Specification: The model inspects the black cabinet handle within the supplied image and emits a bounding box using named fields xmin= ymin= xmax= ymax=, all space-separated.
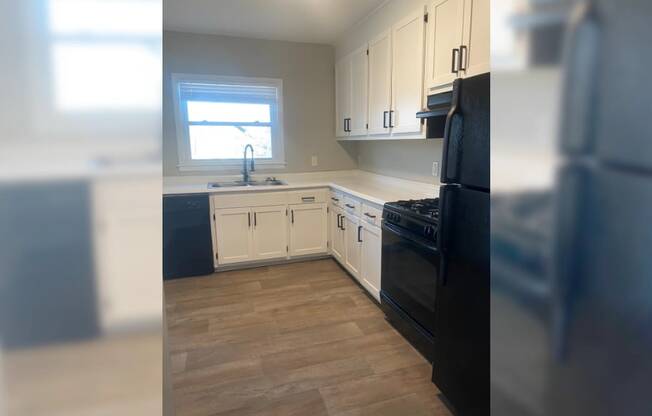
xmin=347 ymin=118 xmax=352 ymax=132
xmin=340 ymin=215 xmax=346 ymax=230
xmin=389 ymin=110 xmax=395 ymax=128
xmin=248 ymin=212 xmax=251 ymax=227
xmin=364 ymin=212 xmax=376 ymax=219
xmin=383 ymin=111 xmax=388 ymax=128
xmin=331 ymin=197 xmax=339 ymax=202
xmin=357 ymin=225 xmax=363 ymax=243
xmin=291 ymin=210 xmax=294 ymax=224
xmin=254 ymin=212 xmax=257 ymax=227
xmin=343 ymin=118 xmax=347 ymax=132
xmin=336 ymin=213 xmax=341 ymax=228
xmin=345 ymin=203 xmax=355 ymax=209
xmin=451 ymin=48 xmax=459 ymax=74
xmin=459 ymin=45 xmax=467 ymax=71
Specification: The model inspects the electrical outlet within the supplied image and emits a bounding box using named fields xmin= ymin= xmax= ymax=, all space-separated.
xmin=311 ymin=155 xmax=318 ymax=167
xmin=432 ymin=161 xmax=439 ymax=177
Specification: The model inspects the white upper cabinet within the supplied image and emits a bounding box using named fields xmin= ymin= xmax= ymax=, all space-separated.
xmin=349 ymin=45 xmax=369 ymax=137
xmin=426 ymin=0 xmax=489 ymax=91
xmin=368 ymin=30 xmax=392 ymax=136
xmin=390 ymin=8 xmax=426 ymax=135
xmin=252 ymin=205 xmax=288 ymax=260
xmin=426 ymin=0 xmax=465 ymax=91
xmin=214 ymin=207 xmax=253 ymax=265
xmin=461 ymin=0 xmax=490 ymax=78
xmin=335 ymin=55 xmax=352 ymax=137
xmin=289 ymin=203 xmax=328 ymax=257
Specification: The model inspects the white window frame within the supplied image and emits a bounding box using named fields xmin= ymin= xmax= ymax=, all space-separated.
xmin=171 ymin=73 xmax=286 ymax=171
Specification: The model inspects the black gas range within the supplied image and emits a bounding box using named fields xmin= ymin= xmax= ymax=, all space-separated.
xmin=383 ymin=198 xmax=440 ymax=242
xmin=380 ymin=198 xmax=440 ymax=362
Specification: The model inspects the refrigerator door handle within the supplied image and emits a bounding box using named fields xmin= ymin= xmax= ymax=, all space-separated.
xmin=442 ymin=113 xmax=463 ymax=183
xmin=437 ymin=185 xmax=454 ymax=286
xmin=559 ymin=0 xmax=601 ymax=155
xmin=440 ymin=79 xmax=462 ymax=184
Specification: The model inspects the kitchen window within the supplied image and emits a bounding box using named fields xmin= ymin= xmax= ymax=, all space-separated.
xmin=172 ymin=74 xmax=285 ymax=171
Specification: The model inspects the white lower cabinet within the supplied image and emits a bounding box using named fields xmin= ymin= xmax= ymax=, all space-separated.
xmin=252 ymin=205 xmax=288 ymax=260
xmin=212 ymin=189 xmax=381 ymax=302
xmin=214 ymin=207 xmax=254 ymax=265
xmin=289 ymin=203 xmax=328 ymax=256
xmin=344 ymin=214 xmax=362 ymax=279
xmin=330 ymin=205 xmax=345 ymax=262
xmin=360 ymin=221 xmax=382 ymax=301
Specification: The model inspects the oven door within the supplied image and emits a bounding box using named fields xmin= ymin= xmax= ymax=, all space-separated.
xmin=381 ymin=221 xmax=439 ymax=335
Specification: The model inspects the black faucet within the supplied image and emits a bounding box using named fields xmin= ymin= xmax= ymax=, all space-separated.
xmin=242 ymin=144 xmax=255 ymax=183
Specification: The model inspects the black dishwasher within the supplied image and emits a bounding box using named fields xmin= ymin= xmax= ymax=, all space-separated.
xmin=163 ymin=193 xmax=214 ymax=279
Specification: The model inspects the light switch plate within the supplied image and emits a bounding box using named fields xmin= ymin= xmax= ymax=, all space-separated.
xmin=311 ymin=155 xmax=318 ymax=167
xmin=432 ymin=161 xmax=439 ymax=177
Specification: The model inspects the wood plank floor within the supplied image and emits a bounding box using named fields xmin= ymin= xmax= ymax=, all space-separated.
xmin=165 ymin=259 xmax=452 ymax=416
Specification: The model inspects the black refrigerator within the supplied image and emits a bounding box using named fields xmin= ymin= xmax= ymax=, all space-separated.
xmin=432 ymin=73 xmax=489 ymax=416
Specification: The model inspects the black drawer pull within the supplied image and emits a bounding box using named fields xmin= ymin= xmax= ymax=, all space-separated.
xmin=345 ymin=203 xmax=355 ymax=209
xmin=331 ymin=197 xmax=339 ymax=202
xmin=357 ymin=225 xmax=363 ymax=243
xmin=364 ymin=212 xmax=377 ymax=218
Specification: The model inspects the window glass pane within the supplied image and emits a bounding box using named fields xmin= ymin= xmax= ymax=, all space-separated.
xmin=186 ymin=101 xmax=271 ymax=123
xmin=189 ymin=125 xmax=272 ymax=160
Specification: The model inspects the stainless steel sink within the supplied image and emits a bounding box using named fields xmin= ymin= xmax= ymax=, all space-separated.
xmin=208 ymin=179 xmax=286 ymax=188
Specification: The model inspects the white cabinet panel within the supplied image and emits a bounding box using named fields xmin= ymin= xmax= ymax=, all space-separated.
xmin=368 ymin=30 xmax=392 ymax=135
xmin=335 ymin=55 xmax=352 ymax=137
xmin=215 ymin=207 xmax=253 ymax=264
xmin=361 ymin=222 xmax=382 ymax=301
xmin=350 ymin=45 xmax=369 ymax=137
xmin=426 ymin=0 xmax=465 ymax=90
xmin=461 ymin=0 xmax=490 ymax=78
xmin=391 ymin=8 xmax=426 ymax=135
xmin=252 ymin=205 xmax=288 ymax=260
xmin=289 ymin=203 xmax=328 ymax=257
xmin=344 ymin=215 xmax=362 ymax=278
xmin=330 ymin=205 xmax=345 ymax=262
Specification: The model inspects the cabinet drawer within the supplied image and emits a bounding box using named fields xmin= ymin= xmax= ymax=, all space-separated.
xmin=361 ymin=202 xmax=382 ymax=227
xmin=329 ymin=191 xmax=344 ymax=207
xmin=343 ymin=195 xmax=361 ymax=217
xmin=213 ymin=191 xmax=287 ymax=209
xmin=287 ymin=188 xmax=327 ymax=205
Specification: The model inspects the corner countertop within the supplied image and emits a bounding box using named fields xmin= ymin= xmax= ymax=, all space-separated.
xmin=163 ymin=170 xmax=440 ymax=206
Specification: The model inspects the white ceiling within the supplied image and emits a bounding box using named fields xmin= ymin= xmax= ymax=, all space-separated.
xmin=163 ymin=0 xmax=388 ymax=45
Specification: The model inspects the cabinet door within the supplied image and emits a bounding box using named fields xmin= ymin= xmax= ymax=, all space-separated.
xmin=426 ymin=0 xmax=465 ymax=90
xmin=289 ymin=203 xmax=328 ymax=256
xmin=335 ymin=56 xmax=352 ymax=137
xmin=391 ymin=8 xmax=426 ymax=135
xmin=368 ymin=30 xmax=392 ymax=136
xmin=344 ymin=215 xmax=362 ymax=278
xmin=361 ymin=223 xmax=382 ymax=301
xmin=349 ymin=45 xmax=369 ymax=137
xmin=330 ymin=205 xmax=345 ymax=262
xmin=214 ymin=207 xmax=253 ymax=264
xmin=461 ymin=0 xmax=489 ymax=78
xmin=252 ymin=205 xmax=288 ymax=260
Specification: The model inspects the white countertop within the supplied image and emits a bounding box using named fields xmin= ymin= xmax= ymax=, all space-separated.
xmin=163 ymin=170 xmax=440 ymax=206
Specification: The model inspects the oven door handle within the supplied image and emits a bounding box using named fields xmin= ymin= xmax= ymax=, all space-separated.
xmin=382 ymin=222 xmax=438 ymax=253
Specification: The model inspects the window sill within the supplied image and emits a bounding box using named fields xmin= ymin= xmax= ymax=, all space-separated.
xmin=177 ymin=161 xmax=287 ymax=172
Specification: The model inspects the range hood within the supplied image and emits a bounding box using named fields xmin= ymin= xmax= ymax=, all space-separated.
xmin=416 ymin=90 xmax=453 ymax=138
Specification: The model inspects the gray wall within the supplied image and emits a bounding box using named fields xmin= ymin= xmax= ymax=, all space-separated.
xmin=336 ymin=0 xmax=441 ymax=184
xmin=163 ymin=31 xmax=357 ymax=176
